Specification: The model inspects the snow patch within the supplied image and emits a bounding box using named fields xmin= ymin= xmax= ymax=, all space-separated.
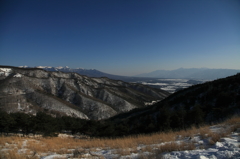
xmin=142 ymin=82 xmax=167 ymax=86
xmin=13 ymin=73 xmax=22 ymax=78
xmin=55 ymin=66 xmax=63 ymax=69
xmin=36 ymin=66 xmax=52 ymax=69
xmin=0 ymin=68 xmax=12 ymax=76
xmin=41 ymin=154 xmax=66 ymax=159
xmin=18 ymin=103 xmax=21 ymax=110
xmin=162 ymin=134 xmax=240 ymax=159
xmin=144 ymin=100 xmax=160 ymax=106
xmin=159 ymin=79 xmax=189 ymax=82
xmin=215 ymin=142 xmax=224 ymax=148
xmin=19 ymin=66 xmax=28 ymax=68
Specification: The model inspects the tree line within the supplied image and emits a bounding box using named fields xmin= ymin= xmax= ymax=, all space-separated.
xmin=0 ymin=110 xmax=131 ymax=137
xmin=0 ymin=103 xmax=233 ymax=138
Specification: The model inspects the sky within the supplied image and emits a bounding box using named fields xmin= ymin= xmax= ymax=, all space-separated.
xmin=1 ymin=0 xmax=240 ymax=76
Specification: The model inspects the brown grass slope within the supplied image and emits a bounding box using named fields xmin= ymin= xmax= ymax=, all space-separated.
xmin=1 ymin=116 xmax=239 ymax=159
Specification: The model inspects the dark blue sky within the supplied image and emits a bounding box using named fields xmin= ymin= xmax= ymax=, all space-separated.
xmin=1 ymin=0 xmax=240 ymax=76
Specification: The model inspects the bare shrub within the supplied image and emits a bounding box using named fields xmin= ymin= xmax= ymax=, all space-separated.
xmin=227 ymin=124 xmax=240 ymax=133
xmin=115 ymin=148 xmax=131 ymax=156
xmin=198 ymin=126 xmax=212 ymax=139
xmin=154 ymin=141 xmax=195 ymax=155
xmin=141 ymin=145 xmax=154 ymax=153
xmin=73 ymin=148 xmax=87 ymax=158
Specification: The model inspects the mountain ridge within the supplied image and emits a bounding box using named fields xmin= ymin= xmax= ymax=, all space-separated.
xmin=136 ymin=68 xmax=240 ymax=80
xmin=0 ymin=66 xmax=170 ymax=120
xmin=19 ymin=65 xmax=127 ymax=79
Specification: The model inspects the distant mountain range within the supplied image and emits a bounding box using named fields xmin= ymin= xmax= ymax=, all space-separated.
xmin=19 ymin=66 xmax=145 ymax=83
xmin=19 ymin=66 xmax=121 ymax=78
xmin=136 ymin=68 xmax=240 ymax=80
xmin=19 ymin=66 xmax=240 ymax=81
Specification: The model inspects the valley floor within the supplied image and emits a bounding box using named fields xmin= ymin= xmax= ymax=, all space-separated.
xmin=1 ymin=117 xmax=240 ymax=159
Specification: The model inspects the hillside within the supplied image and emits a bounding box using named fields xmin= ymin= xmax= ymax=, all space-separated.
xmin=107 ymin=73 xmax=240 ymax=135
xmin=1 ymin=66 xmax=239 ymax=138
xmin=0 ymin=66 xmax=169 ymax=120
xmin=0 ymin=70 xmax=240 ymax=144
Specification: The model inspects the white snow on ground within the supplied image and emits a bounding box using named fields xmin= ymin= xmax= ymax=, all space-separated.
xmin=172 ymin=82 xmax=192 ymax=87
xmin=13 ymin=73 xmax=22 ymax=78
xmin=144 ymin=100 xmax=161 ymax=106
xmin=161 ymin=86 xmax=177 ymax=92
xmin=41 ymin=154 xmax=67 ymax=159
xmin=140 ymin=79 xmax=196 ymax=93
xmin=141 ymin=82 xmax=168 ymax=86
xmin=159 ymin=79 xmax=189 ymax=82
xmin=160 ymin=125 xmax=240 ymax=159
xmin=159 ymin=82 xmax=192 ymax=93
xmin=37 ymin=129 xmax=240 ymax=159
xmin=1 ymin=122 xmax=240 ymax=158
xmin=162 ymin=136 xmax=240 ymax=159
xmin=0 ymin=68 xmax=12 ymax=76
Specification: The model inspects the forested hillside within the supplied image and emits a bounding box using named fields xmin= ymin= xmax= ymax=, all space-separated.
xmin=108 ymin=73 xmax=240 ymax=135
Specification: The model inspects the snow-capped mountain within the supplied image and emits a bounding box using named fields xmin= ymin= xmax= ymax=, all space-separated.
xmin=34 ymin=66 xmax=105 ymax=76
xmin=20 ymin=66 xmax=129 ymax=80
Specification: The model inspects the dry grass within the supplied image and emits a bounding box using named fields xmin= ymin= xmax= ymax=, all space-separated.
xmin=137 ymin=142 xmax=196 ymax=159
xmin=0 ymin=149 xmax=26 ymax=159
xmin=224 ymin=115 xmax=240 ymax=125
xmin=0 ymin=136 xmax=22 ymax=145
xmin=155 ymin=142 xmax=195 ymax=153
xmin=198 ymin=126 xmax=212 ymax=139
xmin=207 ymin=116 xmax=240 ymax=145
xmin=1 ymin=116 xmax=240 ymax=158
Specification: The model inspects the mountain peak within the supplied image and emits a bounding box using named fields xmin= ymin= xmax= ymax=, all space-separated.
xmin=35 ymin=66 xmax=52 ymax=69
xmin=19 ymin=66 xmax=28 ymax=68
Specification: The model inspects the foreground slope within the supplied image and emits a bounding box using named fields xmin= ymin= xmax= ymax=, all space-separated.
xmin=0 ymin=66 xmax=169 ymax=120
xmin=1 ymin=117 xmax=240 ymax=159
